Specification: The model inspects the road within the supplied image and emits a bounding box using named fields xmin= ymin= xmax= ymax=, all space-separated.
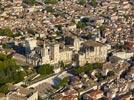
xmin=28 ymin=71 xmax=72 ymax=88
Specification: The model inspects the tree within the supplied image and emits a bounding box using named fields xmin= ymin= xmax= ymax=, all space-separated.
xmin=23 ymin=0 xmax=36 ymax=5
xmin=98 ymin=25 xmax=105 ymax=37
xmin=2 ymin=43 xmax=9 ymax=49
xmin=0 ymin=3 xmax=4 ymax=14
xmin=93 ymin=63 xmax=102 ymax=69
xmin=74 ymin=63 xmax=103 ymax=75
xmin=114 ymin=43 xmax=124 ymax=50
xmin=0 ymin=53 xmax=26 ymax=94
xmin=13 ymin=32 xmax=22 ymax=37
xmin=59 ymin=61 xmax=65 ymax=69
xmin=74 ymin=67 xmax=85 ymax=75
xmin=95 ymin=72 xmax=103 ymax=81
xmin=37 ymin=64 xmax=54 ymax=76
xmin=44 ymin=0 xmax=59 ymax=4
xmin=59 ymin=61 xmax=70 ymax=70
xmin=123 ymin=14 xmax=129 ymax=21
xmin=55 ymin=24 xmax=63 ymax=31
xmin=0 ymin=28 xmax=13 ymax=37
xmin=55 ymin=77 xmax=69 ymax=89
xmin=45 ymin=6 xmax=55 ymax=13
xmin=77 ymin=21 xmax=86 ymax=29
xmin=85 ymin=64 xmax=94 ymax=73
xmin=38 ymin=96 xmax=43 ymax=100
xmin=77 ymin=91 xmax=81 ymax=100
xmin=13 ymin=71 xmax=26 ymax=83
xmin=107 ymin=71 xmax=115 ymax=77
xmin=0 ymin=76 xmax=8 ymax=84
xmin=81 ymin=17 xmax=89 ymax=24
xmin=0 ymin=84 xmax=9 ymax=94
xmin=91 ymin=0 xmax=97 ymax=7
xmin=0 ymin=53 xmax=8 ymax=61
xmin=78 ymin=0 xmax=87 ymax=5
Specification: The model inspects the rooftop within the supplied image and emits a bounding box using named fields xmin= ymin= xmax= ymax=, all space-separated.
xmin=82 ymin=40 xmax=104 ymax=47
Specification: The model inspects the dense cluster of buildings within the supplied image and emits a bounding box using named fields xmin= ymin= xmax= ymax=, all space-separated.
xmin=0 ymin=0 xmax=134 ymax=100
xmin=0 ymin=86 xmax=38 ymax=100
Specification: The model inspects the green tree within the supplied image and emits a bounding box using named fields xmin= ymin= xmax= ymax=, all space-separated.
xmin=38 ymin=96 xmax=43 ymax=100
xmin=74 ymin=63 xmax=103 ymax=75
xmin=95 ymin=72 xmax=104 ymax=81
xmin=74 ymin=67 xmax=85 ymax=74
xmin=0 ymin=28 xmax=13 ymax=37
xmin=55 ymin=77 xmax=69 ymax=89
xmin=77 ymin=91 xmax=81 ymax=100
xmin=59 ymin=61 xmax=70 ymax=70
xmin=13 ymin=32 xmax=22 ymax=37
xmin=0 ymin=84 xmax=9 ymax=94
xmin=98 ymin=25 xmax=105 ymax=35
xmin=85 ymin=64 xmax=94 ymax=73
xmin=2 ymin=43 xmax=9 ymax=49
xmin=45 ymin=6 xmax=55 ymax=13
xmin=123 ymin=14 xmax=129 ymax=21
xmin=91 ymin=0 xmax=97 ymax=7
xmin=77 ymin=21 xmax=86 ymax=29
xmin=23 ymin=0 xmax=36 ymax=5
xmin=0 ymin=3 xmax=4 ymax=14
xmin=55 ymin=24 xmax=63 ymax=30
xmin=37 ymin=64 xmax=54 ymax=76
xmin=13 ymin=71 xmax=26 ymax=83
xmin=93 ymin=63 xmax=102 ymax=69
xmin=0 ymin=53 xmax=26 ymax=93
xmin=0 ymin=53 xmax=8 ymax=61
xmin=44 ymin=0 xmax=59 ymax=4
xmin=107 ymin=71 xmax=115 ymax=76
xmin=59 ymin=61 xmax=65 ymax=69
xmin=0 ymin=76 xmax=8 ymax=84
xmin=78 ymin=0 xmax=87 ymax=5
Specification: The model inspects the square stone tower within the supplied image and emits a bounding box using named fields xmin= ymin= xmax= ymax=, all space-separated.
xmin=42 ymin=44 xmax=50 ymax=64
xmin=73 ymin=37 xmax=81 ymax=51
xmin=51 ymin=44 xmax=60 ymax=63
